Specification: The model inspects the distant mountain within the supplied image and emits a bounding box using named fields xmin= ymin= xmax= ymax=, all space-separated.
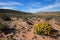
xmin=0 ymin=9 xmax=33 ymax=19
xmin=0 ymin=9 xmax=33 ymax=17
xmin=35 ymin=12 xmax=60 ymax=16
xmin=0 ymin=9 xmax=60 ymax=17
xmin=0 ymin=9 xmax=32 ymax=14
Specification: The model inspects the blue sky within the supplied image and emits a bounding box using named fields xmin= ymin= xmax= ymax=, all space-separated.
xmin=0 ymin=0 xmax=60 ymax=13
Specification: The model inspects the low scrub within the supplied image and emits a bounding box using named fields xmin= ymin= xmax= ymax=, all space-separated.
xmin=0 ymin=13 xmax=11 ymax=21
xmin=43 ymin=15 xmax=53 ymax=21
xmin=0 ymin=23 xmax=7 ymax=30
xmin=54 ymin=16 xmax=60 ymax=23
xmin=34 ymin=21 xmax=58 ymax=37
xmin=0 ymin=23 xmax=16 ymax=34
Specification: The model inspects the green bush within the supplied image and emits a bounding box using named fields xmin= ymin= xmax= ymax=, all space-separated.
xmin=0 ymin=23 xmax=6 ymax=30
xmin=43 ymin=15 xmax=53 ymax=21
xmin=0 ymin=23 xmax=17 ymax=34
xmin=0 ymin=14 xmax=11 ymax=21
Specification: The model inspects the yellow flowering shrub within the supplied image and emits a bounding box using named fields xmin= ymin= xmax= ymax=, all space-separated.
xmin=34 ymin=21 xmax=58 ymax=37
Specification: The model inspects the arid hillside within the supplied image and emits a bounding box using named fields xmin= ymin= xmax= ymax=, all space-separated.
xmin=0 ymin=9 xmax=60 ymax=40
xmin=35 ymin=12 xmax=60 ymax=16
xmin=0 ymin=17 xmax=60 ymax=40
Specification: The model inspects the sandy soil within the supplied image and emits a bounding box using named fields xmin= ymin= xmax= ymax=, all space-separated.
xmin=0 ymin=18 xmax=60 ymax=40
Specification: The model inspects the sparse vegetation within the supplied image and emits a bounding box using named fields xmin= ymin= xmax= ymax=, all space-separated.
xmin=0 ymin=23 xmax=16 ymax=34
xmin=0 ymin=13 xmax=11 ymax=21
xmin=0 ymin=9 xmax=60 ymax=40
xmin=0 ymin=23 xmax=7 ymax=30
xmin=43 ymin=15 xmax=53 ymax=21
xmin=53 ymin=16 xmax=60 ymax=22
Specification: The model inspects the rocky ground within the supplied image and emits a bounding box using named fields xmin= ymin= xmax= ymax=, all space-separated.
xmin=0 ymin=17 xmax=60 ymax=40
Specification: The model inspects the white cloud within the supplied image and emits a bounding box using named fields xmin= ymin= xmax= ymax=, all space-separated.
xmin=26 ymin=2 xmax=41 ymax=7
xmin=1 ymin=6 xmax=14 ymax=9
xmin=27 ymin=0 xmax=60 ymax=13
xmin=38 ymin=0 xmax=60 ymax=10
xmin=38 ymin=3 xmax=60 ymax=10
xmin=0 ymin=1 xmax=23 ymax=6
xmin=55 ymin=0 xmax=60 ymax=3
xmin=0 ymin=1 xmax=24 ymax=10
